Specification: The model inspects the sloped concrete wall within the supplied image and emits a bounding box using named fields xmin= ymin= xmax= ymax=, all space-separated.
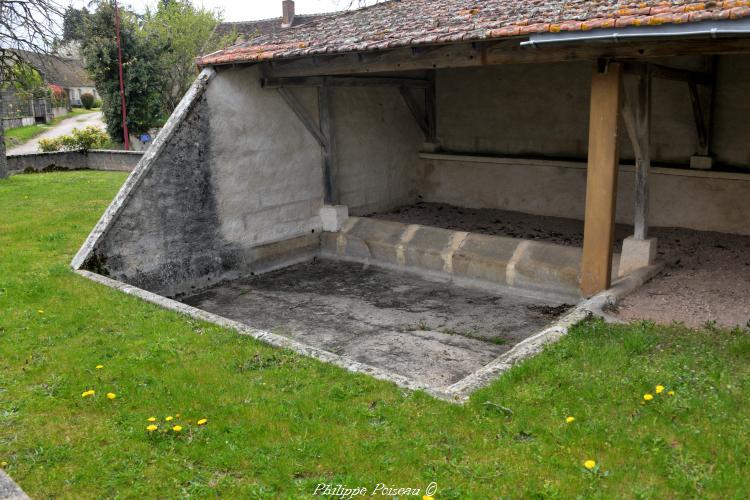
xmin=79 ymin=67 xmax=323 ymax=297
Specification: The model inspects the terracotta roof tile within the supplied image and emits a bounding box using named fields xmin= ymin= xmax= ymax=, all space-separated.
xmin=198 ymin=0 xmax=750 ymax=66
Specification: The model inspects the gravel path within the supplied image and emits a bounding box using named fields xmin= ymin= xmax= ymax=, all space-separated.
xmin=8 ymin=111 xmax=105 ymax=155
xmin=373 ymin=202 xmax=750 ymax=328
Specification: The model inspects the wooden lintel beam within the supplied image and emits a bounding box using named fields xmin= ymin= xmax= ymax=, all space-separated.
xmin=277 ymin=87 xmax=327 ymax=148
xmin=262 ymin=76 xmax=430 ymax=89
xmin=398 ymin=86 xmax=429 ymax=138
xmin=262 ymin=37 xmax=750 ymax=78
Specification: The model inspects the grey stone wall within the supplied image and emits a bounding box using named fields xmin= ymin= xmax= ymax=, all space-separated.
xmin=417 ymin=155 xmax=750 ymax=236
xmin=7 ymin=150 xmax=142 ymax=174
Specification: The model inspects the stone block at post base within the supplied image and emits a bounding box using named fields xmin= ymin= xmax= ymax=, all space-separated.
xmin=618 ymin=236 xmax=657 ymax=278
xmin=320 ymin=205 xmax=349 ymax=232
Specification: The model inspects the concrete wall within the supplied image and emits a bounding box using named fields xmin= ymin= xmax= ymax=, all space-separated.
xmin=84 ymin=66 xmax=324 ymax=297
xmin=436 ymin=55 xmax=750 ymax=168
xmin=417 ymin=154 xmax=750 ymax=236
xmin=2 ymin=116 xmax=35 ymax=129
xmin=207 ymin=65 xmax=324 ymax=248
xmin=331 ymin=86 xmax=423 ymax=215
xmin=7 ymin=150 xmax=143 ymax=174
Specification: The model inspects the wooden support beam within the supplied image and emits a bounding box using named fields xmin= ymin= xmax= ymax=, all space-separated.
xmin=425 ymin=70 xmax=437 ymax=143
xmin=262 ymin=76 xmax=430 ymax=88
xmin=277 ymin=87 xmax=327 ymax=148
xmin=263 ymin=37 xmax=750 ymax=78
xmin=318 ymin=85 xmax=335 ymax=204
xmin=581 ymin=61 xmax=623 ymax=297
xmin=622 ymin=65 xmax=652 ymax=240
xmin=627 ymin=63 xmax=712 ymax=85
xmin=399 ymin=85 xmax=429 ymax=137
xmin=688 ymin=80 xmax=709 ymax=153
xmin=703 ymin=55 xmax=718 ymax=157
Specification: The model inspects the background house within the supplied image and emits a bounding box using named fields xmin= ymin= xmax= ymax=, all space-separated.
xmin=16 ymin=50 xmax=99 ymax=108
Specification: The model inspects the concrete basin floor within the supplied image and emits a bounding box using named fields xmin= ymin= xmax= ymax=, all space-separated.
xmin=181 ymin=259 xmax=571 ymax=389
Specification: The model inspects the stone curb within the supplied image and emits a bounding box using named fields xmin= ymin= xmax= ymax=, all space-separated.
xmin=74 ymin=262 xmax=662 ymax=404
xmin=0 ymin=469 xmax=29 ymax=500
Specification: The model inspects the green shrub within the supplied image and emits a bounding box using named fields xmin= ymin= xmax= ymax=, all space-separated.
xmin=38 ymin=126 xmax=110 ymax=153
xmin=80 ymin=92 xmax=95 ymax=109
xmin=93 ymin=98 xmax=102 ymax=108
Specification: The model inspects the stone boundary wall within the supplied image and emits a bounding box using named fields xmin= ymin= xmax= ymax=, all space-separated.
xmin=7 ymin=150 xmax=143 ymax=175
xmin=2 ymin=116 xmax=35 ymax=129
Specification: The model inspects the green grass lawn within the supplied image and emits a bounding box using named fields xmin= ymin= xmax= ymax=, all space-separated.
xmin=0 ymin=171 xmax=748 ymax=498
xmin=3 ymin=109 xmax=100 ymax=149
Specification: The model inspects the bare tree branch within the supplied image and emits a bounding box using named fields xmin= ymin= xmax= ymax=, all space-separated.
xmin=0 ymin=0 xmax=63 ymax=178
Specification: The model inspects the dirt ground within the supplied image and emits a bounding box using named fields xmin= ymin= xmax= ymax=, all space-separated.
xmin=372 ymin=202 xmax=750 ymax=328
xmin=182 ymin=259 xmax=569 ymax=389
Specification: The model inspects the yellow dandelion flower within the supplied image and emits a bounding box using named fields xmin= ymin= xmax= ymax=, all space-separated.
xmin=146 ymin=424 xmax=158 ymax=432
xmin=147 ymin=417 xmax=157 ymax=422
xmin=81 ymin=390 xmax=95 ymax=398
xmin=95 ymin=365 xmax=104 ymax=370
xmin=584 ymin=459 xmax=596 ymax=470
xmin=165 ymin=416 xmax=174 ymax=422
xmin=668 ymin=390 xmax=675 ymax=396
xmin=566 ymin=416 xmax=575 ymax=424
xmin=172 ymin=425 xmax=183 ymax=432
xmin=106 ymin=393 xmax=117 ymax=400
xmin=197 ymin=418 xmax=208 ymax=426
xmin=423 ymin=496 xmax=434 ymax=500
xmin=655 ymin=385 xmax=665 ymax=394
xmin=37 ymin=310 xmax=44 ymax=314
xmin=643 ymin=393 xmax=654 ymax=401
xmin=0 ymin=461 xmax=7 ymax=468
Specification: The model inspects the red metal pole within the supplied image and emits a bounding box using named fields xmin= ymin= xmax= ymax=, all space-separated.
xmin=114 ymin=0 xmax=129 ymax=150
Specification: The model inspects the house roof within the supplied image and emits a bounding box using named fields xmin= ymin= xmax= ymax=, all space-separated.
xmin=214 ymin=14 xmax=327 ymax=40
xmin=198 ymin=0 xmax=750 ymax=67
xmin=15 ymin=50 xmax=94 ymax=88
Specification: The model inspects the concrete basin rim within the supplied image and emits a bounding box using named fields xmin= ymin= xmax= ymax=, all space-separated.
xmin=72 ymin=264 xmax=660 ymax=404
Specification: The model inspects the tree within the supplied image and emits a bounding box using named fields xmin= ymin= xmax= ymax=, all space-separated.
xmin=143 ymin=1 xmax=226 ymax=115
xmin=0 ymin=0 xmax=64 ymax=178
xmin=81 ymin=1 xmax=166 ymax=141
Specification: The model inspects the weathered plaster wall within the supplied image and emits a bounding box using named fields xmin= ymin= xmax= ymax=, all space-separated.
xmin=85 ymin=66 xmax=323 ymax=296
xmin=436 ymin=55 xmax=750 ymax=167
xmin=331 ymin=86 xmax=423 ymax=215
xmin=417 ymin=155 xmax=750 ymax=236
xmin=207 ymin=65 xmax=324 ymax=247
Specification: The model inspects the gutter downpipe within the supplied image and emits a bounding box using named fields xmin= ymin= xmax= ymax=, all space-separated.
xmin=519 ymin=18 xmax=750 ymax=48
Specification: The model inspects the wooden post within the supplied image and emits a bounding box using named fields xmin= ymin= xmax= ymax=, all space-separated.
xmin=581 ymin=62 xmax=623 ymax=297
xmin=318 ymin=84 xmax=335 ymax=204
xmin=622 ymin=65 xmax=652 ymax=240
xmin=426 ymin=70 xmax=437 ymax=144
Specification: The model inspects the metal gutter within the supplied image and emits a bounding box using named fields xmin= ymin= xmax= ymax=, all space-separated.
xmin=520 ymin=18 xmax=750 ymax=47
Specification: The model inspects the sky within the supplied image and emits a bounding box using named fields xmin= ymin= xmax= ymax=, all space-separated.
xmin=70 ymin=0 xmax=377 ymax=22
